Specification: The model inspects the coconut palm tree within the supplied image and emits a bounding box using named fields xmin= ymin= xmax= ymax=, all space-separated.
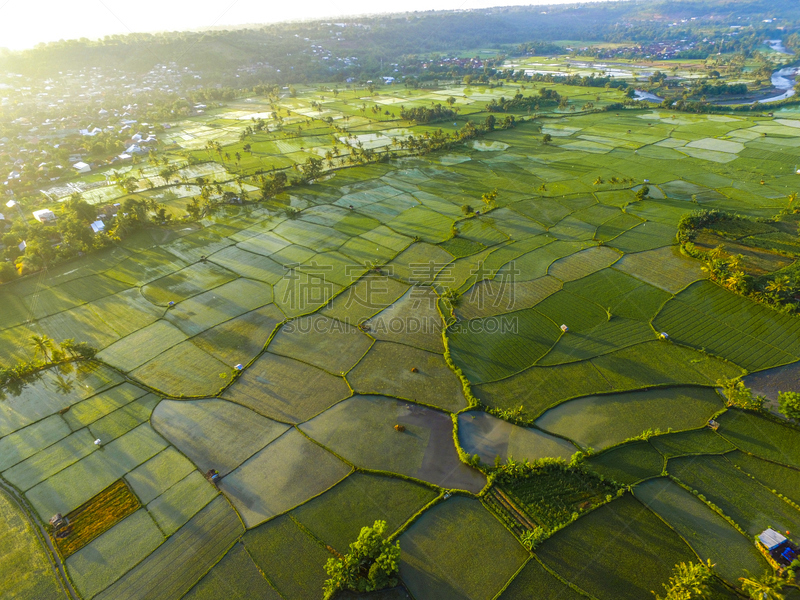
xmin=30 ymin=334 xmax=55 ymax=363
xmin=739 ymin=573 xmax=785 ymax=600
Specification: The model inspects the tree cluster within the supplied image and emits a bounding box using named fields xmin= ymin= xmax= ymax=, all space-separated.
xmin=323 ymin=520 xmax=400 ymax=597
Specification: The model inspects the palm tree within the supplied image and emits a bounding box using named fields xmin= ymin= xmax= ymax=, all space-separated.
xmin=725 ymin=271 xmax=747 ymax=292
xmin=30 ymin=334 xmax=55 ymax=363
xmin=765 ymin=277 xmax=790 ymax=296
xmin=739 ymin=573 xmax=785 ymax=600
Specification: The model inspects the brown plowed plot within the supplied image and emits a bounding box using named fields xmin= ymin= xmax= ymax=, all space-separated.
xmin=55 ymin=479 xmax=140 ymax=558
xmin=223 ymin=352 xmax=350 ymax=423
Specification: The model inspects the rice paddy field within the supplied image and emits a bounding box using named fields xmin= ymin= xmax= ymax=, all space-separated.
xmin=4 ymin=75 xmax=800 ymax=599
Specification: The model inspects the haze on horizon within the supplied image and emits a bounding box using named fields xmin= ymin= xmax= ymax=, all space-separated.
xmin=0 ymin=0 xmax=617 ymax=52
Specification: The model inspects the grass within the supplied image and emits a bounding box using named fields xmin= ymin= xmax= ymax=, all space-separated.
xmin=88 ymin=394 xmax=161 ymax=441
xmin=0 ymin=486 xmax=66 ymax=600
xmin=221 ymin=428 xmax=351 ymax=528
xmin=590 ymin=341 xmax=742 ymax=390
xmin=716 ymin=409 xmax=800 ymax=469
xmin=614 ymin=246 xmax=707 ymax=293
xmin=62 ymin=383 xmax=150 ymax=431
xmin=537 ymin=316 xmax=654 ymax=366
xmin=564 ymin=267 xmax=671 ymax=322
xmin=536 ymin=494 xmax=696 ymax=600
xmin=347 ymin=341 xmax=467 ymax=412
xmin=653 ymin=281 xmax=800 ymax=371
xmin=726 ymin=450 xmax=800 ymax=505
xmin=151 ymin=399 xmax=290 ymax=476
xmin=634 ymin=478 xmax=768 ymax=585
xmin=191 ymin=304 xmax=285 ymax=367
xmin=457 ymin=412 xmax=577 ymax=465
xmin=222 ymin=352 xmax=351 ymax=423
xmin=291 ymin=472 xmax=438 ymax=553
xmin=498 ymin=558 xmax=591 ymax=600
xmin=140 ymin=263 xmax=237 ymax=307
xmin=456 ymin=275 xmax=562 ymax=321
xmin=547 ymin=246 xmax=621 ymax=282
xmin=474 ymin=360 xmax=613 ymax=417
xmin=207 ymin=246 xmax=286 ymax=284
xmin=55 ymin=479 xmax=141 ymax=558
xmin=299 ymin=395 xmax=486 ymax=493
xmin=0 ymin=414 xmax=72 ymax=472
xmin=182 ymin=542 xmax=281 ymax=600
xmin=93 ymin=497 xmax=244 ymax=600
xmin=649 ymin=428 xmax=736 ymax=459
xmin=163 ymin=278 xmax=273 ymax=337
xmin=3 ymin=429 xmax=99 ymax=491
xmin=124 ymin=447 xmax=198 ymax=504
xmin=321 ymin=276 xmax=410 ymax=324
xmin=667 ymin=454 xmax=800 ymax=537
xmin=242 ymin=514 xmax=333 ymax=600
xmin=399 ymin=496 xmax=528 ymax=600
xmin=131 ymin=341 xmax=232 ymax=397
xmin=147 ymin=471 xmax=219 ymax=535
xmin=586 ymin=441 xmax=665 ymax=485
xmin=0 ymin=364 xmax=121 ymax=437
xmin=535 ymin=387 xmax=725 ymax=450
xmin=97 ymin=321 xmax=188 ymax=373
xmin=26 ymin=423 xmax=168 ymax=520
xmin=267 ymin=314 xmax=373 ymax=374
xmin=66 ymin=509 xmax=164 ymax=600
xmin=364 ymin=287 xmax=444 ymax=353
xmin=448 ymin=307 xmax=561 ymax=383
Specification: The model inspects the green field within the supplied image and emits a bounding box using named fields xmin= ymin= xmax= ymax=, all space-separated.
xmin=535 ymin=387 xmax=724 ymax=450
xmin=399 ymin=497 xmax=528 ymax=600
xmin=4 ymin=66 xmax=800 ymax=600
xmin=0 ymin=487 xmax=66 ymax=600
xmin=535 ymin=495 xmax=697 ymax=600
xmin=634 ymin=478 xmax=768 ymax=585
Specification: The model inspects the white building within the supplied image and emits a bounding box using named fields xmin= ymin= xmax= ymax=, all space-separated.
xmin=72 ymin=162 xmax=91 ymax=173
xmin=32 ymin=209 xmax=56 ymax=223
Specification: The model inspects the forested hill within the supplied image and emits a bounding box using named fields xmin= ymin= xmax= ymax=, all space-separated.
xmin=0 ymin=0 xmax=798 ymax=82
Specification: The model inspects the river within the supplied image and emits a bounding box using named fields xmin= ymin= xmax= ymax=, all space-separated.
xmin=635 ymin=63 xmax=798 ymax=106
xmin=757 ymin=66 xmax=798 ymax=104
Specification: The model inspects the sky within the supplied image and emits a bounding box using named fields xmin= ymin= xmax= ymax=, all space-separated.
xmin=0 ymin=0 xmax=615 ymax=51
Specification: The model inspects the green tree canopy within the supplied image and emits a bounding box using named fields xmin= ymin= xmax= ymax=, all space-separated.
xmin=323 ymin=520 xmax=400 ymax=598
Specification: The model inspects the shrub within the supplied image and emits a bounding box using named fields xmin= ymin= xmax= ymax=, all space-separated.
xmin=323 ymin=520 xmax=400 ymax=598
xmin=717 ymin=377 xmax=764 ymax=411
xmin=0 ymin=261 xmax=17 ymax=283
xmin=655 ymin=560 xmax=713 ymax=600
xmin=778 ymin=391 xmax=800 ymax=421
